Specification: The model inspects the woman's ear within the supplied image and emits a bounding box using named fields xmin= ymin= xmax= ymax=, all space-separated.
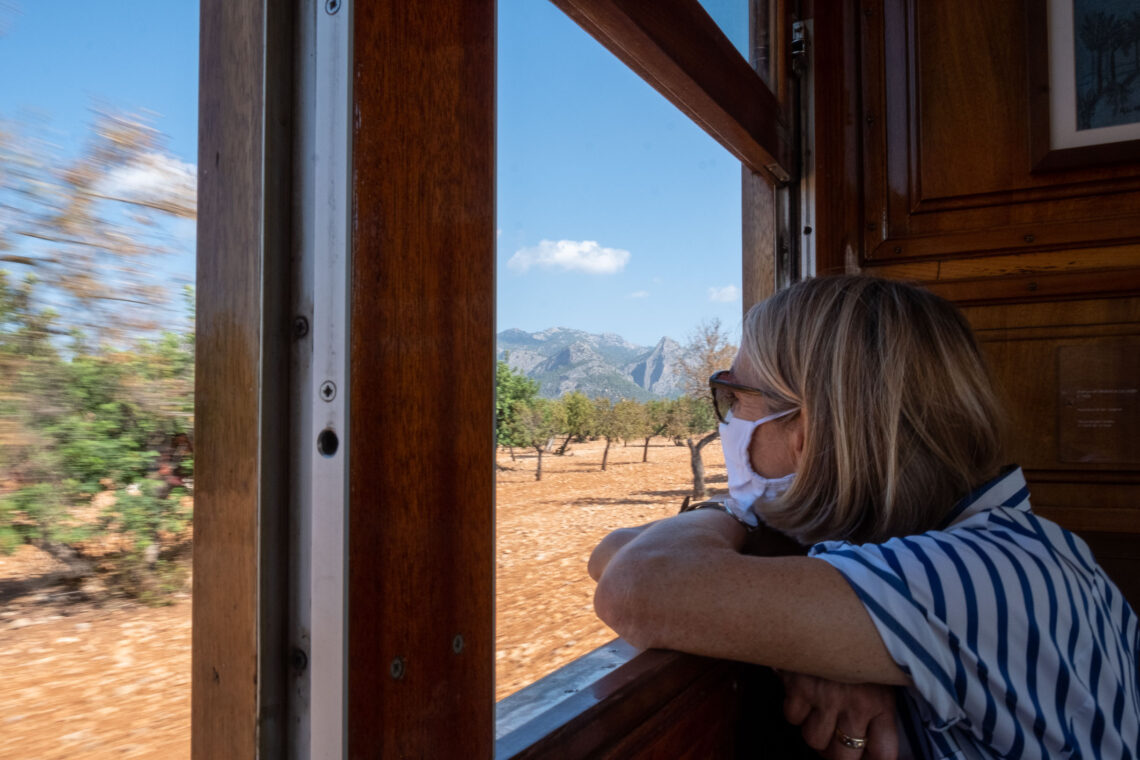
xmin=790 ymin=412 xmax=807 ymax=466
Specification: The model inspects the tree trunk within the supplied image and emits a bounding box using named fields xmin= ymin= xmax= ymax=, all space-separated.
xmin=686 ymin=431 xmax=719 ymax=498
xmin=534 ymin=446 xmax=543 ymax=481
xmin=508 ymin=445 xmax=515 ymax=461
xmin=642 ymin=436 xmax=651 ymax=462
xmin=556 ymin=432 xmax=573 ymax=455
xmin=601 ymin=437 xmax=612 ymax=471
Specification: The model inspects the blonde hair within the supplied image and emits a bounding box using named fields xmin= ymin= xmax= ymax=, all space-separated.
xmin=740 ymin=275 xmax=1007 ymax=545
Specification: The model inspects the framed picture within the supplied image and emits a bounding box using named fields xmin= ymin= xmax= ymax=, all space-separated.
xmin=1028 ymin=0 xmax=1140 ymax=171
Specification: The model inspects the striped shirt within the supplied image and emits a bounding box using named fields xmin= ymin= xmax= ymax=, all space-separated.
xmin=810 ymin=466 xmax=1140 ymax=759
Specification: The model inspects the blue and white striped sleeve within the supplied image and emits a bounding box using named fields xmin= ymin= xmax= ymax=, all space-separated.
xmin=810 ymin=533 xmax=990 ymax=732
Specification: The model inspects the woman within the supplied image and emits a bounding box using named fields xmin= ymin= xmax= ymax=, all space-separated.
xmin=588 ymin=276 xmax=1139 ymax=759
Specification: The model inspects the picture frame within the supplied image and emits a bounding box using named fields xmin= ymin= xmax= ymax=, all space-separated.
xmin=1028 ymin=0 xmax=1140 ymax=171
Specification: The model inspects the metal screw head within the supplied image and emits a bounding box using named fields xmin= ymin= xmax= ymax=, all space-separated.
xmin=290 ymin=647 xmax=308 ymax=672
xmin=452 ymin=634 xmax=465 ymax=654
xmin=293 ymin=316 xmax=309 ymax=339
xmin=325 ymin=0 xmax=341 ymax=14
xmin=390 ymin=656 xmax=406 ymax=680
xmin=1024 ymin=234 xmax=1035 ymax=243
xmin=320 ymin=381 xmax=337 ymax=402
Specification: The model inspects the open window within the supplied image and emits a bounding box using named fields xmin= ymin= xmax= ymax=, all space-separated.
xmin=192 ymin=0 xmax=1140 ymax=756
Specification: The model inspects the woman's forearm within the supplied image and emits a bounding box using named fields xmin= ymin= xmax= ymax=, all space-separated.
xmin=590 ymin=509 xmax=909 ymax=685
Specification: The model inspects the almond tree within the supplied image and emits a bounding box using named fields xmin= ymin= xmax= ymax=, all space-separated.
xmin=592 ymin=397 xmax=642 ymax=471
xmin=555 ymin=390 xmax=594 ymax=455
xmin=510 ymin=398 xmax=566 ymax=481
xmin=640 ymin=399 xmax=671 ymax=462
xmin=677 ymin=319 xmax=736 ymax=498
xmin=0 ymin=111 xmax=195 ymax=341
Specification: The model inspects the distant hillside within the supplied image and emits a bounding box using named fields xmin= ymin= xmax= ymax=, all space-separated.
xmin=497 ymin=327 xmax=688 ymax=401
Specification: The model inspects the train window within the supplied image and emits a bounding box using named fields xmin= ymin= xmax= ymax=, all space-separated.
xmin=495 ymin=0 xmax=750 ymax=704
xmin=0 ymin=4 xmax=198 ymax=757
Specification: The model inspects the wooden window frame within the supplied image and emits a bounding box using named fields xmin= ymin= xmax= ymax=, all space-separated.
xmin=192 ymin=1 xmax=796 ymax=757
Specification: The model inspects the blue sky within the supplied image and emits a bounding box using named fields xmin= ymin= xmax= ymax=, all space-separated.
xmin=498 ymin=2 xmax=745 ymax=346
xmin=1 ymin=1 xmax=747 ymax=348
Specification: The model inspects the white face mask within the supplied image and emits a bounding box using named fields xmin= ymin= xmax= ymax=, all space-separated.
xmin=718 ymin=408 xmax=797 ymax=527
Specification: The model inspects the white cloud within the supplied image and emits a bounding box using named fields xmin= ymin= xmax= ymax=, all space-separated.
xmin=707 ymin=285 xmax=739 ymax=303
xmin=99 ymin=152 xmax=197 ymax=217
xmin=627 ymin=290 xmax=649 ymax=299
xmin=507 ymin=239 xmax=630 ymax=275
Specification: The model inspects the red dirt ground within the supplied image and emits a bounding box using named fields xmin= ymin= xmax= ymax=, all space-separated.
xmin=0 ymin=437 xmax=725 ymax=758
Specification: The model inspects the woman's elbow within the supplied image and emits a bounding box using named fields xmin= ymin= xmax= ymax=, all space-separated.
xmin=593 ymin=554 xmax=657 ymax=649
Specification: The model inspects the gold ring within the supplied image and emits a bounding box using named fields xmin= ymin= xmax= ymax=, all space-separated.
xmin=835 ymin=727 xmax=867 ymax=750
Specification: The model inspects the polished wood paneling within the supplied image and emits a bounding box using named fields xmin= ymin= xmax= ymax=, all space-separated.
xmin=858 ymin=0 xmax=1140 ymax=268
xmin=348 ymin=2 xmax=495 ymax=757
xmin=961 ymin=297 xmax=1140 ymax=540
xmin=192 ymin=0 xmax=264 ymax=756
xmin=811 ymin=0 xmax=862 ymax=276
xmin=551 ymin=0 xmax=793 ymax=183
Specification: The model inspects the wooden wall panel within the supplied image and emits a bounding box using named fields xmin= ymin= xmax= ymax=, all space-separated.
xmin=348 ymin=2 xmax=495 ymax=757
xmin=858 ymin=0 xmax=1140 ymax=269
xmin=962 ymin=297 xmax=1140 ymax=606
xmin=811 ymin=0 xmax=861 ymax=276
xmin=192 ymin=0 xmax=264 ymax=756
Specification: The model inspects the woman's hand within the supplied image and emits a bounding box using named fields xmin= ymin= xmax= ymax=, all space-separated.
xmin=778 ymin=670 xmax=899 ymax=760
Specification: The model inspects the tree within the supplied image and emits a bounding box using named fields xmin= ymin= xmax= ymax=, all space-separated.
xmin=640 ymin=399 xmax=671 ymax=462
xmin=495 ymin=358 xmax=539 ymax=456
xmin=555 ymin=390 xmax=594 ymax=455
xmin=510 ymin=398 xmax=565 ymax=481
xmin=1 ymin=111 xmax=196 ymax=341
xmin=1079 ymin=11 xmax=1116 ymax=94
xmin=676 ymin=319 xmax=737 ymax=497
xmin=1128 ymin=12 xmax=1140 ymax=78
xmin=591 ymin=397 xmax=641 ymax=471
xmin=0 ymin=278 xmax=195 ymax=585
xmin=0 ymin=112 xmax=197 ymax=596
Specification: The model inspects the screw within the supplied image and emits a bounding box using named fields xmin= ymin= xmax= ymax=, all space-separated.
xmin=290 ymin=647 xmax=308 ymax=672
xmin=893 ymin=246 xmax=902 ymax=254
xmin=802 ymin=226 xmax=813 ymax=235
xmin=865 ymin=114 xmax=874 ymax=125
xmin=452 ymin=634 xmax=465 ymax=654
xmin=1027 ymin=281 xmax=1038 ymax=292
xmin=1023 ymin=234 xmax=1035 ymax=243
xmin=325 ymin=0 xmax=341 ymax=14
xmin=293 ymin=316 xmax=309 ymax=339
xmin=390 ymin=656 xmax=406 ymax=680
xmin=320 ymin=381 xmax=337 ymax=402
xmin=866 ymin=222 xmax=876 ymax=231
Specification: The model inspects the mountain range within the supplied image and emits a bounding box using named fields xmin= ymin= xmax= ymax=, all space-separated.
xmin=497 ymin=327 xmax=689 ymax=401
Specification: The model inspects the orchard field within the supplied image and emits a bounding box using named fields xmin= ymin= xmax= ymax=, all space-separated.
xmin=0 ymin=436 xmax=725 ymax=759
